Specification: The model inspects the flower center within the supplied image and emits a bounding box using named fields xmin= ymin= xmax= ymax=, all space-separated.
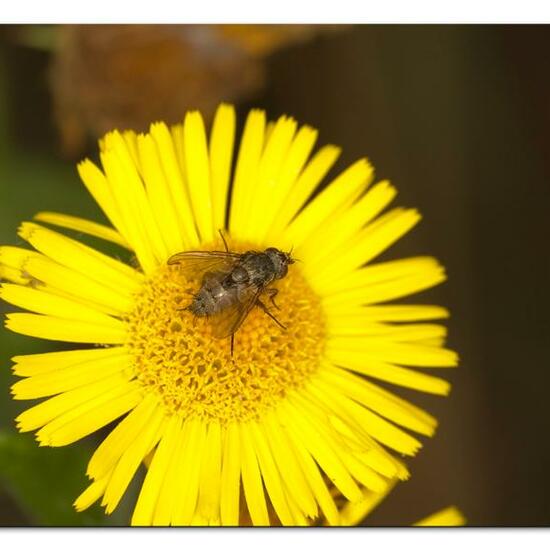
xmin=126 ymin=241 xmax=326 ymax=424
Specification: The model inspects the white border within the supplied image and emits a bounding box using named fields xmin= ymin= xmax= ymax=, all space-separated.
xmin=2 ymin=1 xmax=550 ymax=24
xmin=1 ymin=2 xmax=550 ymax=545
xmin=0 ymin=528 xmax=550 ymax=550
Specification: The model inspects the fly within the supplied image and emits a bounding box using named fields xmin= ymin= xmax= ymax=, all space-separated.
xmin=168 ymin=231 xmax=295 ymax=355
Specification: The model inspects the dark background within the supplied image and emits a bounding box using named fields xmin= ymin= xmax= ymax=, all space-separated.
xmin=0 ymin=24 xmax=549 ymax=526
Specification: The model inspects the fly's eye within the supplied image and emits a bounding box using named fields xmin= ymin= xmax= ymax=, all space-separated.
xmin=279 ymin=263 xmax=288 ymax=278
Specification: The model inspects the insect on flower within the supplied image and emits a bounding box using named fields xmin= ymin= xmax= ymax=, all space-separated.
xmin=168 ymin=231 xmax=295 ymax=354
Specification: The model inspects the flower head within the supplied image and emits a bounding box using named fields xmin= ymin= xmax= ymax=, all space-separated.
xmin=0 ymin=104 xmax=457 ymax=526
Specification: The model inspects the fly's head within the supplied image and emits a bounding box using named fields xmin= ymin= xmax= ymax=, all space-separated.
xmin=265 ymin=247 xmax=296 ymax=279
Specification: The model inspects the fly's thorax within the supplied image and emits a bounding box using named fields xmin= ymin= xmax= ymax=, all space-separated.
xmin=239 ymin=252 xmax=277 ymax=286
xmin=229 ymin=265 xmax=248 ymax=284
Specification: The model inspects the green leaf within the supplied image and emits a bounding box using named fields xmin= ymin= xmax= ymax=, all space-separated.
xmin=0 ymin=429 xmax=135 ymax=526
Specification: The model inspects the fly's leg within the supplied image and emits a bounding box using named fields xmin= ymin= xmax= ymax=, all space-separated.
xmin=265 ymin=288 xmax=280 ymax=310
xmin=218 ymin=229 xmax=230 ymax=253
xmin=230 ymin=333 xmax=235 ymax=357
xmin=256 ymin=299 xmax=286 ymax=330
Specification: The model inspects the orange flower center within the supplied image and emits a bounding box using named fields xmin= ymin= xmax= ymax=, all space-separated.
xmin=126 ymin=240 xmax=326 ymax=423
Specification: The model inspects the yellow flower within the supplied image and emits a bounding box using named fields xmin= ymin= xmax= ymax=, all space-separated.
xmin=0 ymin=104 xmax=458 ymax=526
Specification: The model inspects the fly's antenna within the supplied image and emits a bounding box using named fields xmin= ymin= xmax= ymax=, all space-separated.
xmin=287 ymin=245 xmax=300 ymax=263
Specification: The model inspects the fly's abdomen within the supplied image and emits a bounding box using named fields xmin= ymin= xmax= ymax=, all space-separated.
xmin=190 ymin=279 xmax=236 ymax=316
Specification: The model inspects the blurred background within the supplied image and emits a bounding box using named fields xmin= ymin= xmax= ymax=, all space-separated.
xmin=0 ymin=24 xmax=549 ymax=526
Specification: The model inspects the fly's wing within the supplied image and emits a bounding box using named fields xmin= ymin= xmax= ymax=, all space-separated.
xmin=168 ymin=251 xmax=241 ymax=282
xmin=210 ymin=284 xmax=263 ymax=339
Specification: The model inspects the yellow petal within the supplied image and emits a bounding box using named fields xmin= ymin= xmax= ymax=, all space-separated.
xmin=324 ymin=304 xmax=450 ymax=323
xmin=74 ymin=476 xmax=110 ymax=513
xmin=243 ymin=115 xmax=297 ymax=241
xmin=171 ymin=418 xmax=206 ymax=525
xmin=102 ymin=406 xmax=166 ymax=514
xmin=0 ymin=263 xmax=28 ymax=284
xmin=170 ymin=123 xmax=186 ymax=180
xmin=209 ymin=104 xmax=236 ymax=232
xmin=229 ymin=109 xmax=266 ymax=241
xmin=264 ymin=411 xmax=318 ymax=519
xmin=327 ymin=319 xmax=447 ymax=341
xmin=327 ymin=351 xmax=451 ymax=395
xmin=324 ymin=411 xmax=403 ymax=479
xmin=338 ymin=480 xmax=398 ymax=526
xmin=314 ymin=208 xmax=421 ymax=286
xmin=122 ymin=130 xmax=141 ymax=172
xmin=249 ymin=421 xmax=295 ymax=525
xmin=6 ymin=313 xmax=127 ymax=344
xmin=319 ymin=365 xmax=437 ymax=436
xmin=306 ymin=384 xmax=411 ymax=479
xmin=107 ymin=131 xmax=170 ymax=264
xmin=316 ymin=256 xmax=444 ymax=298
xmin=282 ymin=159 xmax=373 ymax=250
xmin=152 ymin=419 xmax=186 ymax=525
xmin=307 ymin=376 xmax=420 ymax=459
xmin=15 ymin=371 xmax=134 ymax=432
xmin=4 ymin=251 xmax=134 ymax=315
xmin=12 ymin=346 xmax=126 ymax=377
xmin=0 ymin=245 xmax=42 ymax=274
xmin=282 ymin=397 xmax=362 ymax=503
xmin=35 ymin=382 xmax=141 ymax=447
xmin=415 ymin=506 xmax=466 ymax=526
xmin=132 ymin=415 xmax=182 ymax=526
xmin=150 ymin=122 xmax=200 ymax=249
xmin=77 ymin=159 xmax=129 ymax=244
xmin=327 ymin=340 xmax=458 ymax=367
xmin=274 ymin=407 xmax=339 ymax=525
xmin=266 ymin=144 xmax=341 ymax=241
xmin=99 ymin=137 xmax=158 ymax=272
xmin=299 ymin=180 xmax=396 ymax=269
xmin=33 ymin=211 xmax=130 ymax=249
xmin=1 ymin=283 xmax=124 ymax=327
xmin=285 ymin=492 xmax=310 ymax=526
xmin=338 ymin=452 xmax=388 ymax=493
xmin=220 ymin=423 xmax=241 ymax=526
xmin=197 ymin=421 xmax=222 ymax=522
xmin=183 ymin=111 xmax=215 ymax=243
xmin=87 ymin=393 xmax=159 ymax=481
xmin=240 ymin=422 xmax=270 ymax=526
xmin=137 ymin=133 xmax=185 ymax=256
xmin=254 ymin=124 xmax=317 ymax=243
xmin=11 ymin=350 xmax=132 ymax=399
xmin=296 ymin=387 xmax=409 ymax=483
xmin=324 ymin=268 xmax=446 ymax=307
